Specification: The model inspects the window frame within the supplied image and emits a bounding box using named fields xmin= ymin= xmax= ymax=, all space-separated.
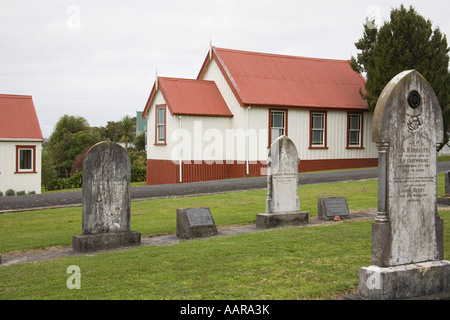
xmin=154 ymin=104 xmax=167 ymax=145
xmin=15 ymin=145 xmax=37 ymax=174
xmin=268 ymin=109 xmax=288 ymax=147
xmin=309 ymin=111 xmax=327 ymax=149
xmin=347 ymin=112 xmax=364 ymax=149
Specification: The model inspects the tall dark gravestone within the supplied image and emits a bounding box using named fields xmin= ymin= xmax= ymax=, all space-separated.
xmin=72 ymin=142 xmax=141 ymax=253
xmin=357 ymin=70 xmax=450 ymax=299
xmin=256 ymin=136 xmax=309 ymax=228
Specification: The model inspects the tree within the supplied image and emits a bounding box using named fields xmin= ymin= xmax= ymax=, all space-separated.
xmin=134 ymin=131 xmax=147 ymax=152
xmin=351 ymin=5 xmax=450 ymax=119
xmin=119 ymin=115 xmax=136 ymax=151
xmin=46 ymin=115 xmax=96 ymax=178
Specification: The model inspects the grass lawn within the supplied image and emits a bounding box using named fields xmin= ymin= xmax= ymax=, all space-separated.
xmin=0 ymin=174 xmax=449 ymax=300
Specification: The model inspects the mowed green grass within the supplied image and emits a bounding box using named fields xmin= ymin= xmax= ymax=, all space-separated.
xmin=0 ymin=178 xmax=379 ymax=253
xmin=0 ymin=173 xmax=449 ymax=300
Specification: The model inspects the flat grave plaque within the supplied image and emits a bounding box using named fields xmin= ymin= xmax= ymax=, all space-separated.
xmin=318 ymin=197 xmax=349 ymax=220
xmin=186 ymin=207 xmax=215 ymax=226
xmin=177 ymin=207 xmax=218 ymax=239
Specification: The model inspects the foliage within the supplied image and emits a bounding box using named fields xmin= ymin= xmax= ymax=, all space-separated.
xmin=70 ymin=147 xmax=90 ymax=176
xmin=128 ymin=150 xmax=147 ymax=167
xmin=46 ymin=115 xmax=92 ymax=178
xmin=47 ymin=172 xmax=83 ymax=191
xmin=131 ymin=165 xmax=147 ymax=183
xmin=5 ymin=189 xmax=15 ymax=196
xmin=134 ymin=131 xmax=146 ymax=152
xmin=42 ymin=113 xmax=143 ymax=189
xmin=351 ymin=5 xmax=450 ymax=144
xmin=41 ymin=149 xmax=58 ymax=190
xmin=119 ymin=115 xmax=136 ymax=151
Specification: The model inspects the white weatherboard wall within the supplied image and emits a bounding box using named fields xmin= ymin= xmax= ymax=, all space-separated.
xmin=0 ymin=141 xmax=42 ymax=195
xmin=288 ymin=110 xmax=378 ymax=160
xmin=201 ymin=57 xmax=378 ymax=162
xmin=147 ymin=56 xmax=377 ymax=165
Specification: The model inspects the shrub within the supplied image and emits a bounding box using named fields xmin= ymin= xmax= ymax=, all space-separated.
xmin=0 ymin=191 xmax=3 ymax=197
xmin=16 ymin=191 xmax=26 ymax=196
xmin=5 ymin=189 xmax=15 ymax=196
xmin=131 ymin=165 xmax=146 ymax=183
xmin=47 ymin=166 xmax=146 ymax=191
xmin=47 ymin=172 xmax=83 ymax=191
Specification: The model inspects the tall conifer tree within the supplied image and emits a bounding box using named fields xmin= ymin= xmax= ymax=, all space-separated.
xmin=351 ymin=5 xmax=450 ymax=144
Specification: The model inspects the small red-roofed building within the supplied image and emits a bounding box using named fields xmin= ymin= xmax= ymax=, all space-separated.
xmin=142 ymin=47 xmax=378 ymax=185
xmin=0 ymin=94 xmax=43 ymax=194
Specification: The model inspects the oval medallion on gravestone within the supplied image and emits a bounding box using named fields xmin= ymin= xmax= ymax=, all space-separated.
xmin=408 ymin=90 xmax=421 ymax=109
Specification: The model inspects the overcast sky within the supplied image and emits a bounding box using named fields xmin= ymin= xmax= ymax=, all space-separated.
xmin=1 ymin=0 xmax=449 ymax=138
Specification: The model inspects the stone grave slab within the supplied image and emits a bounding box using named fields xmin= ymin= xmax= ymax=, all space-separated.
xmin=72 ymin=142 xmax=141 ymax=253
xmin=177 ymin=207 xmax=218 ymax=239
xmin=256 ymin=136 xmax=309 ymax=228
xmin=318 ymin=197 xmax=349 ymax=220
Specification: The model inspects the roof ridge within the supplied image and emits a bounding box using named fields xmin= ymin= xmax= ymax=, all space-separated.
xmin=159 ymin=76 xmax=215 ymax=82
xmin=0 ymin=94 xmax=33 ymax=99
xmin=214 ymin=47 xmax=350 ymax=63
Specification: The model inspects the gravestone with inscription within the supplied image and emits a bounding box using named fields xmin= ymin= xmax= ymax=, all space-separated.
xmin=177 ymin=207 xmax=218 ymax=239
xmin=72 ymin=142 xmax=141 ymax=253
xmin=357 ymin=70 xmax=450 ymax=300
xmin=256 ymin=136 xmax=309 ymax=228
xmin=318 ymin=197 xmax=349 ymax=220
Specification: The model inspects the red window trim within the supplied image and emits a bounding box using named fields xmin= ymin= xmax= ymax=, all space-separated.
xmin=154 ymin=104 xmax=167 ymax=146
xmin=309 ymin=111 xmax=328 ymax=149
xmin=268 ymin=108 xmax=288 ymax=148
xmin=346 ymin=112 xmax=365 ymax=149
xmin=15 ymin=145 xmax=37 ymax=174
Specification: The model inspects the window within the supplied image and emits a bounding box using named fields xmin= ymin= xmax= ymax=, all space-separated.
xmin=16 ymin=146 xmax=36 ymax=173
xmin=269 ymin=110 xmax=287 ymax=145
xmin=310 ymin=112 xmax=327 ymax=148
xmin=347 ymin=113 xmax=363 ymax=148
xmin=155 ymin=105 xmax=166 ymax=144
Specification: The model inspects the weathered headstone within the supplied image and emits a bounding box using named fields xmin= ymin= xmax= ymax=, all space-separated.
xmin=72 ymin=142 xmax=141 ymax=253
xmin=256 ymin=136 xmax=309 ymax=228
xmin=318 ymin=197 xmax=349 ymax=220
xmin=177 ymin=207 xmax=218 ymax=239
xmin=357 ymin=70 xmax=450 ymax=300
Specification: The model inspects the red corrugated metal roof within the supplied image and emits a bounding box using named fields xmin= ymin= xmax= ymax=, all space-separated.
xmin=199 ymin=47 xmax=367 ymax=110
xmin=143 ymin=77 xmax=233 ymax=118
xmin=0 ymin=94 xmax=43 ymax=140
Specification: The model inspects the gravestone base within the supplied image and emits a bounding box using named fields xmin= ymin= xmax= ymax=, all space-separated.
xmin=72 ymin=231 xmax=141 ymax=253
xmin=255 ymin=211 xmax=309 ymax=229
xmin=357 ymin=260 xmax=450 ymax=300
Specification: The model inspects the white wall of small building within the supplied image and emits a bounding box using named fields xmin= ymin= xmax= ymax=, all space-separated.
xmin=146 ymin=56 xmax=377 ymax=164
xmin=200 ymin=56 xmax=377 ymax=161
xmin=0 ymin=140 xmax=42 ymax=195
